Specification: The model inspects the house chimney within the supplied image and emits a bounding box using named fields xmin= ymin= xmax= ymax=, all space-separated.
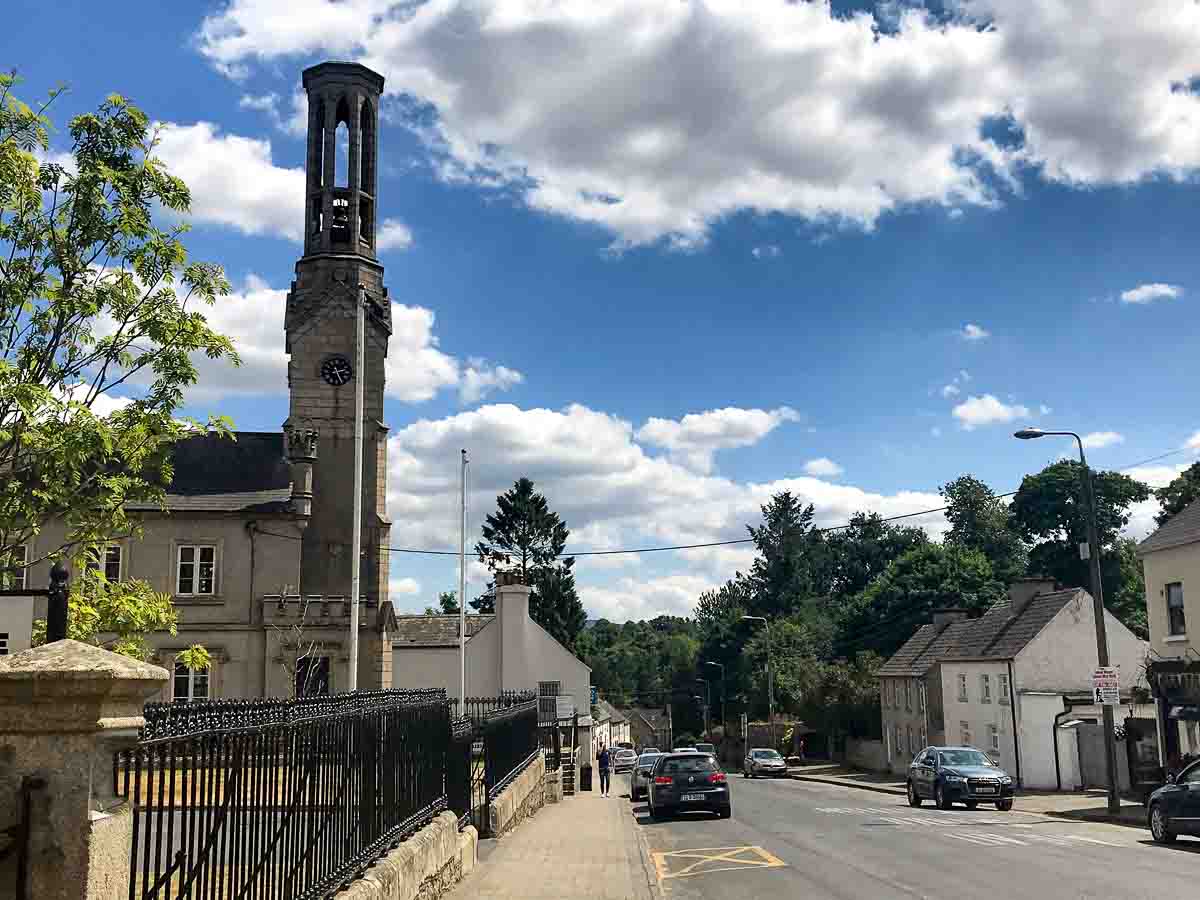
xmin=285 ymin=424 xmax=319 ymax=516
xmin=931 ymin=608 xmax=968 ymax=629
xmin=1007 ymin=576 xmax=1058 ymax=617
xmin=495 ymin=570 xmax=531 ymax=692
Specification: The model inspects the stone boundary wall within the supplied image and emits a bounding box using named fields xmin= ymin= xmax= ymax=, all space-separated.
xmin=544 ymin=767 xmax=563 ymax=804
xmin=843 ymin=738 xmax=888 ymax=772
xmin=488 ymin=752 xmax=546 ymax=837
xmin=335 ymin=811 xmax=478 ymax=900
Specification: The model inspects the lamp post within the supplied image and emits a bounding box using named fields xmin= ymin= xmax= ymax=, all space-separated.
xmin=705 ymin=661 xmax=726 ymax=739
xmin=696 ymin=677 xmax=711 ymax=739
xmin=1014 ymin=426 xmax=1120 ymax=814
xmin=743 ymin=615 xmax=774 ymax=750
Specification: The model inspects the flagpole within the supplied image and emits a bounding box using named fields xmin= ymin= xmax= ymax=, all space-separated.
xmin=459 ymin=448 xmax=469 ymax=708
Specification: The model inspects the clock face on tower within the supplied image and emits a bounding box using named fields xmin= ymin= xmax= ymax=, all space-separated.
xmin=320 ymin=355 xmax=354 ymax=386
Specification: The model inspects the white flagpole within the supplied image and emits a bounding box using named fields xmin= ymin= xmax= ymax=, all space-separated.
xmin=348 ymin=284 xmax=366 ymax=692
xmin=459 ymin=448 xmax=469 ymax=708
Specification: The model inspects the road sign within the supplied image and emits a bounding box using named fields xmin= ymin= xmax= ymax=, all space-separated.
xmin=1092 ymin=667 xmax=1119 ymax=706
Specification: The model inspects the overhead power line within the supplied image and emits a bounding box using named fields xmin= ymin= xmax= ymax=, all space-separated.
xmin=252 ymin=442 xmax=1192 ymax=560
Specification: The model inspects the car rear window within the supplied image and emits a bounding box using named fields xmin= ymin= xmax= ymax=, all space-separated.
xmin=752 ymin=750 xmax=781 ymax=759
xmin=661 ymin=755 xmax=717 ymax=775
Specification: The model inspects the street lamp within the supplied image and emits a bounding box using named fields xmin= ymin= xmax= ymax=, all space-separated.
xmin=1014 ymin=426 xmax=1120 ymax=814
xmin=705 ymin=661 xmax=726 ymax=740
xmin=742 ymin=615 xmax=776 ymax=750
xmin=696 ymin=677 xmax=711 ymax=739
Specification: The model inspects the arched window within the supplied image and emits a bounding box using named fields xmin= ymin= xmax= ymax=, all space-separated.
xmin=334 ymin=120 xmax=350 ymax=188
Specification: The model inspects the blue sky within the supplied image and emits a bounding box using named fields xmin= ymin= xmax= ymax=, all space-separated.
xmin=7 ymin=0 xmax=1200 ymax=619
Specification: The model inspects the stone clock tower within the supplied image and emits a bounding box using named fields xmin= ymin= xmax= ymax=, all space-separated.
xmin=284 ymin=61 xmax=392 ymax=609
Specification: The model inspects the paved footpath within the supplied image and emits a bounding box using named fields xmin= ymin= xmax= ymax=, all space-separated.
xmin=443 ymin=789 xmax=659 ymax=900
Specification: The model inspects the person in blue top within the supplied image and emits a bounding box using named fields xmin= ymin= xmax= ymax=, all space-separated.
xmin=597 ymin=744 xmax=611 ymax=797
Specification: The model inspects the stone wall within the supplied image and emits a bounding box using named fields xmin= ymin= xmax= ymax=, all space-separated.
xmin=843 ymin=738 xmax=888 ymax=772
xmin=544 ymin=767 xmax=563 ymax=804
xmin=335 ymin=811 xmax=477 ymax=900
xmin=488 ymin=753 xmax=546 ymax=837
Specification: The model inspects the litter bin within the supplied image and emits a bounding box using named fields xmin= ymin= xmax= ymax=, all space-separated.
xmin=580 ymin=763 xmax=593 ymax=792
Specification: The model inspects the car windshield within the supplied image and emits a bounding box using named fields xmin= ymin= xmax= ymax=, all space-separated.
xmin=752 ymin=750 xmax=782 ymax=760
xmin=637 ymin=753 xmax=661 ymax=766
xmin=939 ymin=750 xmax=995 ymax=768
xmin=661 ymin=756 xmax=718 ymax=775
xmin=695 ymin=743 xmax=715 ymax=752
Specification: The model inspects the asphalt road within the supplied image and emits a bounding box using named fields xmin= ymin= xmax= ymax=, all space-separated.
xmin=625 ymin=771 xmax=1200 ymax=899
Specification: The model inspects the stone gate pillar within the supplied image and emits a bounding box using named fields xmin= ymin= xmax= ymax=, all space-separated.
xmin=0 ymin=640 xmax=168 ymax=900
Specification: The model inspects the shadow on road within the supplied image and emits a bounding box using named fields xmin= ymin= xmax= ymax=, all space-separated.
xmin=1138 ymin=840 xmax=1200 ymax=854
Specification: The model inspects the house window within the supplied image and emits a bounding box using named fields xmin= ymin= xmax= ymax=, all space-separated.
xmin=86 ymin=544 xmax=122 ymax=582
xmin=0 ymin=632 xmax=8 ymax=655
xmin=920 ymin=726 xmax=927 ymax=748
xmin=173 ymin=660 xmax=209 ymax=702
xmin=895 ymin=724 xmax=902 ymax=755
xmin=998 ymin=673 xmax=1010 ymax=705
xmin=981 ymin=674 xmax=992 ymax=704
xmin=177 ymin=545 xmax=217 ymax=595
xmin=538 ymin=681 xmax=561 ymax=723
xmin=1167 ymin=582 xmax=1186 ymax=636
xmin=904 ymin=679 xmax=911 ymax=711
xmin=989 ymin=724 xmax=1001 ymax=754
xmin=960 ymin=721 xmax=971 ymax=746
xmin=296 ymin=656 xmax=330 ymax=697
xmin=918 ymin=683 xmax=925 ymax=713
xmin=1 ymin=545 xmax=27 ymax=589
xmin=906 ymin=726 xmax=913 ymax=756
xmin=957 ymin=673 xmax=968 ymax=702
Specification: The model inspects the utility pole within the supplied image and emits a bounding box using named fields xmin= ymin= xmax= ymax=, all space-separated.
xmin=1014 ymin=427 xmax=1120 ymax=814
xmin=458 ymin=449 xmax=469 ymax=709
xmin=347 ymin=284 xmax=367 ymax=692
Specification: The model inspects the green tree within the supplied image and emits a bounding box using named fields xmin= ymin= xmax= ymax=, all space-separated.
xmin=1105 ymin=538 xmax=1148 ymax=639
xmin=2 ymin=76 xmax=236 ymax=659
xmin=472 ymin=478 xmax=585 ymax=649
xmin=940 ymin=474 xmax=1027 ymax=583
xmin=746 ymin=492 xmax=823 ymax=618
xmin=821 ymin=512 xmax=929 ymax=600
xmin=436 ymin=590 xmax=460 ymax=614
xmin=1010 ymin=460 xmax=1150 ymax=626
xmin=839 ymin=543 xmax=1004 ymax=657
xmin=1154 ymin=461 xmax=1200 ymax=527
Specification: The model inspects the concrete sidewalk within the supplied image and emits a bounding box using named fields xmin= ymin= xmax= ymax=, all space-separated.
xmin=785 ymin=764 xmax=1148 ymax=828
xmin=443 ymin=788 xmax=658 ymax=900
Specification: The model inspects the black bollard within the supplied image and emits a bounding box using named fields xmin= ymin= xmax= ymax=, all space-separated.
xmin=45 ymin=560 xmax=69 ymax=643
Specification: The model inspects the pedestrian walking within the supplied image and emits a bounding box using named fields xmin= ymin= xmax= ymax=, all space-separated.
xmin=598 ymin=744 xmax=611 ymax=797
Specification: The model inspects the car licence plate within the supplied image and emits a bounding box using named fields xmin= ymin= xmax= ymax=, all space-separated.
xmin=975 ymin=786 xmax=996 ymax=794
xmin=682 ymin=793 xmax=705 ymax=802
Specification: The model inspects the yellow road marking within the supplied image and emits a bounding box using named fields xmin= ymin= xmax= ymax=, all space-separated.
xmin=651 ymin=845 xmax=787 ymax=880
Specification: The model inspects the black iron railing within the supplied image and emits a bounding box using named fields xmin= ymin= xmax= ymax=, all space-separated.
xmin=450 ymin=691 xmax=535 ymax=728
xmin=483 ymin=699 xmax=540 ymax=799
xmin=114 ymin=689 xmax=450 ymax=900
xmin=447 ymin=716 xmax=479 ymax=831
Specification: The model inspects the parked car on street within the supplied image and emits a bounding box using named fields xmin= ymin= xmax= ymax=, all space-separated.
xmin=694 ymin=742 xmax=717 ymax=758
xmin=743 ymin=747 xmax=788 ymax=777
xmin=641 ymin=747 xmax=661 ymax=755
xmin=613 ymin=747 xmax=638 ymax=773
xmin=906 ymin=746 xmax=1015 ymax=810
xmin=630 ymin=751 xmax=663 ymax=801
xmin=1148 ymin=758 xmax=1200 ymax=843
xmin=648 ymin=751 xmax=732 ymax=820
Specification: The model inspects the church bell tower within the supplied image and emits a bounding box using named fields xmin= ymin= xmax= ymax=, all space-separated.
xmin=284 ymin=61 xmax=392 ymax=609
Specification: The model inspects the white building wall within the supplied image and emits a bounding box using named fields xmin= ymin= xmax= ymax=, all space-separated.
xmin=1017 ymin=692 xmax=1072 ymax=790
xmin=391 ymin=645 xmax=460 ymax=692
xmin=1017 ymin=591 xmax=1147 ymax=694
xmin=939 ymin=660 xmax=1019 ymax=773
xmin=0 ymin=595 xmax=34 ymax=656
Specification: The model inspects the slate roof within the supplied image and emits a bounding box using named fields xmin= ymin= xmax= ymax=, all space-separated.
xmin=630 ymin=707 xmax=669 ymax=731
xmin=125 ymin=431 xmax=294 ymax=513
xmin=391 ymin=614 xmax=494 ymax=648
xmin=593 ymin=698 xmax=627 ymax=724
xmin=1138 ymin=498 xmax=1200 ymax=556
xmin=881 ymin=589 xmax=1083 ymax=675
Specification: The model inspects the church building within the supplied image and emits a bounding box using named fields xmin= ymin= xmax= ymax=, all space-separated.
xmin=16 ymin=62 xmax=399 ymax=701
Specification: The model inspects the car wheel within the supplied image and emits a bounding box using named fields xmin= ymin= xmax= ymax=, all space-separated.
xmin=907 ymin=781 xmax=922 ymax=807
xmin=965 ymin=801 xmax=978 ymax=810
xmin=995 ymin=799 xmax=1013 ymax=812
xmin=1150 ymin=803 xmax=1176 ymax=844
xmin=935 ymin=782 xmax=953 ymax=810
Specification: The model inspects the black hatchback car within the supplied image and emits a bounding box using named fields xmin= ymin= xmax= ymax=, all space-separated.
xmin=1148 ymin=758 xmax=1200 ymax=843
xmin=648 ymin=751 xmax=732 ymax=820
xmin=907 ymin=746 xmax=1015 ymax=810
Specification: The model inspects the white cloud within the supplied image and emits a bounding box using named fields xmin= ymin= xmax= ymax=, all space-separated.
xmin=1039 ymin=405 xmax=1052 ymax=416
xmin=635 ymin=406 xmax=800 ymax=474
xmin=154 ymin=122 xmax=304 ymax=240
xmin=459 ymin=360 xmax=524 ymax=405
xmin=952 ymin=394 xmax=1031 ymax=430
xmin=197 ymin=1 xmax=1200 ymax=249
xmin=581 ymin=574 xmax=721 ymax=621
xmin=1081 ymin=431 xmax=1124 ymax=449
xmin=386 ymin=402 xmax=948 ymax=618
xmin=1124 ymin=463 xmax=1188 ymax=489
xmin=1188 ymin=430 xmax=1200 ymax=451
xmin=941 ymin=384 xmax=960 ymax=398
xmin=751 ymin=245 xmax=781 ymax=259
xmin=1120 ymin=283 xmax=1183 ymax=305
xmin=961 ymin=323 xmax=990 ymax=341
xmin=391 ymin=577 xmax=421 ymax=595
xmin=376 ymin=218 xmax=414 ymax=251
xmin=803 ymin=457 xmax=844 ymax=478
xmin=239 ymin=89 xmax=310 ymax=137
